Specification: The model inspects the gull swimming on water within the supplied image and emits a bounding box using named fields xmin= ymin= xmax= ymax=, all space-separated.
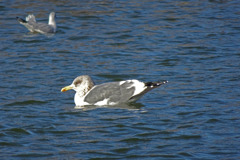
xmin=16 ymin=12 xmax=57 ymax=34
xmin=61 ymin=75 xmax=168 ymax=106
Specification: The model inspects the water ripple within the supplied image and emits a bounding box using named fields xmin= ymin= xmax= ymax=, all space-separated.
xmin=5 ymin=100 xmax=47 ymax=106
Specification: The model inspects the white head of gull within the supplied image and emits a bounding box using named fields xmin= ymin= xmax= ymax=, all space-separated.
xmin=16 ymin=12 xmax=57 ymax=34
xmin=61 ymin=75 xmax=168 ymax=107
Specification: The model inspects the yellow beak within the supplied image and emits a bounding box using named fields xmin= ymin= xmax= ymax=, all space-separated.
xmin=61 ymin=85 xmax=73 ymax=92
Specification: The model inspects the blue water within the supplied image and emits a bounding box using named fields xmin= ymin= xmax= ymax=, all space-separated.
xmin=1 ymin=0 xmax=240 ymax=159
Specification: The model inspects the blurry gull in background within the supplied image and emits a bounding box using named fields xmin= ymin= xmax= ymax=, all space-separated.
xmin=16 ymin=12 xmax=57 ymax=34
xmin=61 ymin=75 xmax=168 ymax=107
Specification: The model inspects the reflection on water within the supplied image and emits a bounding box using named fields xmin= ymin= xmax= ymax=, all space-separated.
xmin=74 ymin=102 xmax=144 ymax=110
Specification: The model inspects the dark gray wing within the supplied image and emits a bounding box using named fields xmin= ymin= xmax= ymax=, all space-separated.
xmin=84 ymin=81 xmax=136 ymax=104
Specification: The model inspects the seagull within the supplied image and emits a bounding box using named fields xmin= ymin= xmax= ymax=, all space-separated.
xmin=16 ymin=12 xmax=57 ymax=34
xmin=61 ymin=75 xmax=168 ymax=106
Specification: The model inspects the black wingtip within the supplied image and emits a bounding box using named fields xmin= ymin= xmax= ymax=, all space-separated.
xmin=16 ymin=17 xmax=27 ymax=23
xmin=162 ymin=80 xmax=168 ymax=84
xmin=145 ymin=80 xmax=168 ymax=87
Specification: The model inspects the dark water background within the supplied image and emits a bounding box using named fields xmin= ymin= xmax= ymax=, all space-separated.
xmin=1 ymin=0 xmax=240 ymax=159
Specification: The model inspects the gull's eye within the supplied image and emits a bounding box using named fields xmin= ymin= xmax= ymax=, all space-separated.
xmin=74 ymin=79 xmax=82 ymax=86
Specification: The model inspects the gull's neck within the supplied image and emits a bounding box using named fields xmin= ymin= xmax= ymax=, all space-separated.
xmin=75 ymin=80 xmax=94 ymax=98
xmin=74 ymin=80 xmax=94 ymax=106
xmin=48 ymin=15 xmax=56 ymax=32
